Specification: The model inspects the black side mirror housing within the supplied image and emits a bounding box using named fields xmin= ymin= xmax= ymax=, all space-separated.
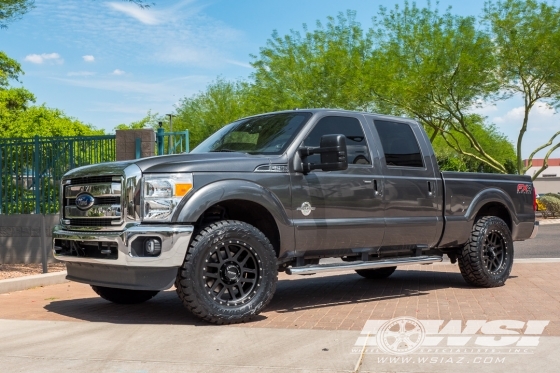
xmin=298 ymin=134 xmax=348 ymax=174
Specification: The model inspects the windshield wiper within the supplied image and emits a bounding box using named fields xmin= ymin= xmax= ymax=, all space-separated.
xmin=210 ymin=149 xmax=240 ymax=152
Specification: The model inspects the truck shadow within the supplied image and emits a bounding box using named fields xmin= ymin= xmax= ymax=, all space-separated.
xmin=44 ymin=269 xmax=471 ymax=325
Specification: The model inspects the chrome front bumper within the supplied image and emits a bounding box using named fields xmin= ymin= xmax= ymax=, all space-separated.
xmin=52 ymin=224 xmax=194 ymax=268
xmin=530 ymin=221 xmax=539 ymax=239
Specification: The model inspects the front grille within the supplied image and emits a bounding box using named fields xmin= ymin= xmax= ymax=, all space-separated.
xmin=63 ymin=175 xmax=124 ymax=229
xmin=67 ymin=197 xmax=120 ymax=206
xmin=67 ymin=219 xmax=117 ymax=227
xmin=68 ymin=175 xmax=116 ymax=184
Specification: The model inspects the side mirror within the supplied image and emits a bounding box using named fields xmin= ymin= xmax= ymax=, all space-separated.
xmin=298 ymin=134 xmax=348 ymax=174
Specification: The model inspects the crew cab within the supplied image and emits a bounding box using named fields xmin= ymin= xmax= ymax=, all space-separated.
xmin=53 ymin=109 xmax=538 ymax=324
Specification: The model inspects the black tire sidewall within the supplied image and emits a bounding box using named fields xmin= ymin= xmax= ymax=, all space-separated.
xmin=181 ymin=221 xmax=277 ymax=322
xmin=474 ymin=218 xmax=513 ymax=282
xmin=459 ymin=216 xmax=514 ymax=287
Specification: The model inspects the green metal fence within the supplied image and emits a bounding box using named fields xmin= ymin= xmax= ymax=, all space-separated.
xmin=155 ymin=129 xmax=189 ymax=155
xmin=0 ymin=135 xmax=116 ymax=214
xmin=1 ymin=130 xmax=190 ymax=215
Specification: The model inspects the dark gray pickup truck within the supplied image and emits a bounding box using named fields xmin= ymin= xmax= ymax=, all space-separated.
xmin=52 ymin=109 xmax=538 ymax=324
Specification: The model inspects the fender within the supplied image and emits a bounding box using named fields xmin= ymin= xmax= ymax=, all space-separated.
xmin=464 ymin=188 xmax=517 ymax=226
xmin=439 ymin=187 xmax=517 ymax=248
xmin=174 ymin=179 xmax=292 ymax=227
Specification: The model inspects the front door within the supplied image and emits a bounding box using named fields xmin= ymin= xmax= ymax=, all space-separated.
xmin=291 ymin=114 xmax=385 ymax=256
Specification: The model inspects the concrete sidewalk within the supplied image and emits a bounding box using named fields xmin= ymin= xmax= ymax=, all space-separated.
xmin=2 ymin=318 xmax=560 ymax=373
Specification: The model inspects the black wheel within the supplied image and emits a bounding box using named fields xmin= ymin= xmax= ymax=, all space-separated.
xmin=175 ymin=220 xmax=278 ymax=324
xmin=458 ymin=216 xmax=513 ymax=288
xmin=355 ymin=266 xmax=397 ymax=279
xmin=91 ymin=285 xmax=159 ymax=304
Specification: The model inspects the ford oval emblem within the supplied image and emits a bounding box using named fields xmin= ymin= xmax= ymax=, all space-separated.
xmin=75 ymin=193 xmax=95 ymax=211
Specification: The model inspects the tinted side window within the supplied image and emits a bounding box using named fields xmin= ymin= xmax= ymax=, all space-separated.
xmin=374 ymin=121 xmax=424 ymax=168
xmin=303 ymin=116 xmax=370 ymax=165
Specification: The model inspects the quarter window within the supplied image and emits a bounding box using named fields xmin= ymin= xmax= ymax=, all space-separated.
xmin=374 ymin=121 xmax=424 ymax=168
xmin=303 ymin=116 xmax=371 ymax=165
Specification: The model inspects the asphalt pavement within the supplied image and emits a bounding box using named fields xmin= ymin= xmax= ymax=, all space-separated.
xmin=515 ymin=224 xmax=559 ymax=258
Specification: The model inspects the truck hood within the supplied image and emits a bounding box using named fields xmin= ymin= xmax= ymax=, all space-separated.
xmin=63 ymin=152 xmax=275 ymax=179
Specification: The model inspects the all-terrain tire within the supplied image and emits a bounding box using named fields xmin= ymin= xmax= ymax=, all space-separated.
xmin=355 ymin=266 xmax=397 ymax=279
xmin=458 ymin=216 xmax=513 ymax=288
xmin=175 ymin=220 xmax=278 ymax=325
xmin=91 ymin=285 xmax=159 ymax=304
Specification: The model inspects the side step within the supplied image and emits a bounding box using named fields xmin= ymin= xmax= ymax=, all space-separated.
xmin=286 ymin=255 xmax=443 ymax=275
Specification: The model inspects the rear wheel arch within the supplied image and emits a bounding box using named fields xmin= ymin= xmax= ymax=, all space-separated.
xmin=474 ymin=202 xmax=512 ymax=232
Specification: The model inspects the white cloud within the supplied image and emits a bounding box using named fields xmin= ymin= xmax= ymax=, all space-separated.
xmin=67 ymin=71 xmax=95 ymax=77
xmin=226 ymin=59 xmax=253 ymax=69
xmin=82 ymin=55 xmax=95 ymax=62
xmin=107 ymin=2 xmax=161 ymax=25
xmin=112 ymin=69 xmax=125 ymax=75
xmin=53 ymin=75 xmax=209 ymax=97
xmin=24 ymin=52 xmax=63 ymax=64
xmin=493 ymin=102 xmax=556 ymax=129
xmin=490 ymin=101 xmax=560 ymax=158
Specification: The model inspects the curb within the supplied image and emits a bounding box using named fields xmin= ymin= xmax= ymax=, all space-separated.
xmin=514 ymin=258 xmax=560 ymax=263
xmin=538 ymin=219 xmax=560 ymax=225
xmin=0 ymin=271 xmax=68 ymax=295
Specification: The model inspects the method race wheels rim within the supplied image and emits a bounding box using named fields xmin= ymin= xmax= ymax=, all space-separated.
xmin=483 ymin=230 xmax=506 ymax=274
xmin=202 ymin=240 xmax=261 ymax=307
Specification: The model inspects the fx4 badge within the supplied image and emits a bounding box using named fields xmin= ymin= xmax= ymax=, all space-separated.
xmin=297 ymin=202 xmax=316 ymax=216
xmin=517 ymin=184 xmax=532 ymax=194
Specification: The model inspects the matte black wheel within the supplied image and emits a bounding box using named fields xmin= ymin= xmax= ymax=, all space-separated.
xmin=91 ymin=285 xmax=159 ymax=304
xmin=458 ymin=216 xmax=513 ymax=288
xmin=355 ymin=266 xmax=396 ymax=279
xmin=175 ymin=220 xmax=277 ymax=324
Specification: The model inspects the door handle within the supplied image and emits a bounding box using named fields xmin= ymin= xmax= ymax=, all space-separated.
xmin=373 ymin=179 xmax=382 ymax=197
xmin=427 ymin=181 xmax=434 ymax=197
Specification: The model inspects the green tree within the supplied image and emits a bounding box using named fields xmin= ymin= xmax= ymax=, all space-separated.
xmin=433 ymin=119 xmax=516 ymax=173
xmin=250 ymin=10 xmax=372 ymax=112
xmin=368 ymin=2 xmax=506 ymax=173
xmin=0 ymin=51 xmax=101 ymax=137
xmin=0 ymin=51 xmax=24 ymax=86
xmin=1 ymin=105 xmax=103 ymax=137
xmin=0 ymin=0 xmax=34 ymax=29
xmin=114 ymin=110 xmax=160 ymax=131
xmin=173 ymin=78 xmax=257 ymax=148
xmin=483 ymin=0 xmax=560 ymax=178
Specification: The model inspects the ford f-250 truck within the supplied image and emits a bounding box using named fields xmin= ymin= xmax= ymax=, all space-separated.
xmin=53 ymin=109 xmax=538 ymax=324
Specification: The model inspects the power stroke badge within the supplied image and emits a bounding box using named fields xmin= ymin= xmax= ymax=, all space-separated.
xmin=297 ymin=202 xmax=316 ymax=216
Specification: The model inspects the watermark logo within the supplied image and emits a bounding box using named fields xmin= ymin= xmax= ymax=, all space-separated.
xmin=353 ymin=317 xmax=550 ymax=359
xmin=376 ymin=317 xmax=425 ymax=355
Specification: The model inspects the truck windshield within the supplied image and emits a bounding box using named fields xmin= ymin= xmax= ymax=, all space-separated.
xmin=191 ymin=112 xmax=312 ymax=155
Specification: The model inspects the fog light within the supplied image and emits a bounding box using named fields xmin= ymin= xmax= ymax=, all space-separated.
xmin=145 ymin=238 xmax=161 ymax=256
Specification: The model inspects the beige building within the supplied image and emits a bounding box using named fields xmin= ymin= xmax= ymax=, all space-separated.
xmin=524 ymin=158 xmax=560 ymax=194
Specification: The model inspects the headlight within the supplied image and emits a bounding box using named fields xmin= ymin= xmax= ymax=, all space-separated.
xmin=141 ymin=173 xmax=193 ymax=222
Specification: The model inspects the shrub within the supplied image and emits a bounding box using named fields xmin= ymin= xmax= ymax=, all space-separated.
xmin=540 ymin=195 xmax=560 ymax=218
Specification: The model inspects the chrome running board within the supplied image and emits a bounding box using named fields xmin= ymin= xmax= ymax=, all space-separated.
xmin=286 ymin=255 xmax=443 ymax=275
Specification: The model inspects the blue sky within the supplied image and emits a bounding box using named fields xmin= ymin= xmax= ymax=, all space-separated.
xmin=2 ymin=0 xmax=559 ymax=159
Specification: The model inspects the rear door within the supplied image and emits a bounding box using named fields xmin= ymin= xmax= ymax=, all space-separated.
xmin=369 ymin=119 xmax=443 ymax=249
